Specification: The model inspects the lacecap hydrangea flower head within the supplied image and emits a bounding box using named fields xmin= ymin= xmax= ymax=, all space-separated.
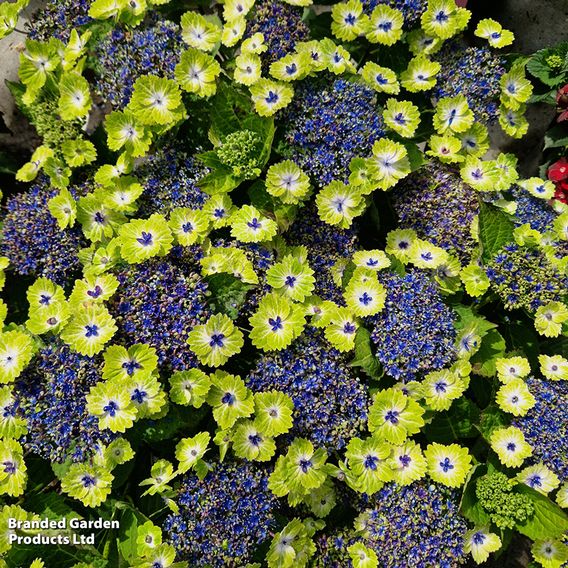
xmin=0 ymin=0 xmax=566 ymax=566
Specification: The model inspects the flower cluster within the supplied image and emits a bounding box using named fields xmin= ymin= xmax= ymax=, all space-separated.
xmin=392 ymin=163 xmax=479 ymax=263
xmin=93 ymin=17 xmax=183 ymax=108
xmin=368 ymin=270 xmax=457 ymax=380
xmin=513 ymin=377 xmax=568 ymax=481
xmin=245 ymin=0 xmax=310 ymax=69
xmin=246 ymin=327 xmax=369 ymax=450
xmin=1 ymin=181 xmax=84 ymax=286
xmin=163 ymin=460 xmax=277 ymax=567
xmin=134 ymin=145 xmax=209 ymax=217
xmin=27 ymin=0 xmax=92 ymax=42
xmin=13 ymin=340 xmax=114 ymax=463
xmin=434 ymin=42 xmax=506 ymax=123
xmin=110 ymin=254 xmax=210 ymax=372
xmin=281 ymin=75 xmax=385 ymax=186
xmin=486 ymin=243 xmax=568 ymax=312
xmin=0 ymin=1 xmax=566 ymax=567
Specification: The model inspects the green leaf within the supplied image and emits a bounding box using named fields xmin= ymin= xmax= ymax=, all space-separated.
xmin=205 ymin=273 xmax=254 ymax=320
xmin=471 ymin=329 xmax=506 ymax=377
xmin=117 ymin=509 xmax=139 ymax=564
xmin=459 ymin=464 xmax=491 ymax=525
xmin=478 ymin=203 xmax=515 ymax=262
xmin=136 ymin=404 xmax=208 ymax=444
xmin=478 ymin=403 xmax=510 ymax=439
xmin=544 ymin=124 xmax=568 ymax=150
xmin=350 ymin=327 xmax=383 ymax=380
xmin=209 ymin=82 xmax=251 ymax=143
xmin=424 ymin=397 xmax=480 ymax=443
xmin=526 ymin=44 xmax=568 ymax=87
xmin=453 ymin=305 xmax=497 ymax=338
xmin=242 ymin=114 xmax=275 ymax=169
xmin=516 ymin=484 xmax=568 ymax=540
xmin=402 ymin=140 xmax=426 ymax=172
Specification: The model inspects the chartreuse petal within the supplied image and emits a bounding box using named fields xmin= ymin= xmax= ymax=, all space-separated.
xmin=207 ymin=371 xmax=254 ymax=429
xmin=383 ymin=99 xmax=421 ymax=138
xmin=26 ymin=302 xmax=70 ymax=335
xmin=0 ymin=439 xmax=26 ymax=497
xmin=48 ymin=189 xmax=77 ymax=229
xmin=234 ymin=53 xmax=262 ymax=86
xmin=464 ymin=528 xmax=502 ymax=564
xmin=103 ymin=343 xmax=158 ymax=382
xmin=253 ymin=391 xmax=294 ymax=437
xmin=180 ymin=11 xmax=221 ymax=52
xmin=69 ymin=273 xmax=119 ymax=308
xmin=368 ymin=138 xmax=410 ymax=189
xmin=26 ymin=277 xmax=65 ymax=312
xmin=400 ymin=56 xmax=441 ymax=92
xmin=345 ymin=436 xmax=393 ymax=494
xmin=169 ymin=369 xmax=211 ymax=407
xmin=368 ymin=388 xmax=425 ymax=445
xmin=425 ymin=442 xmax=472 ymax=487
xmin=490 ymin=426 xmax=532 ymax=468
xmin=348 ymin=543 xmax=378 ymax=568
xmin=231 ymin=205 xmax=278 ymax=243
xmin=60 ymin=305 xmax=117 ymax=356
xmin=0 ymin=331 xmax=34 ymax=384
xmin=531 ymin=540 xmax=568 ymax=568
xmin=232 ymin=420 xmax=276 ymax=461
xmin=331 ymin=0 xmax=367 ymax=42
xmin=249 ymin=293 xmax=306 ymax=351
xmin=58 ymin=73 xmax=91 ymax=120
xmin=266 ymin=255 xmax=315 ymax=302
xmin=539 ymin=354 xmax=568 ymax=381
xmin=105 ymin=110 xmax=153 ymax=157
xmin=360 ymin=62 xmax=400 ymax=94
xmin=388 ymin=440 xmax=427 ymax=485
xmin=344 ymin=268 xmax=386 ymax=317
xmin=496 ymin=379 xmax=535 ymax=416
xmin=118 ymin=214 xmax=173 ymax=263
xmin=0 ymin=386 xmax=27 ymax=439
xmin=175 ymin=432 xmax=210 ymax=473
xmin=496 ymin=356 xmax=531 ymax=383
xmin=421 ymin=0 xmax=470 ymax=40
xmin=187 ymin=313 xmax=244 ymax=367
xmin=249 ymin=79 xmax=294 ymax=117
xmin=364 ymin=5 xmax=403 ymax=45
xmin=61 ymin=463 xmax=113 ymax=507
xmin=316 ymin=181 xmax=364 ymax=228
xmin=169 ymin=207 xmax=210 ymax=246
xmin=534 ymin=301 xmax=568 ymax=338
xmin=86 ymin=379 xmax=137 ymax=433
xmin=266 ymin=160 xmax=311 ymax=204
xmin=175 ymin=48 xmax=221 ymax=97
xmin=127 ymin=76 xmax=184 ymax=126
xmin=324 ymin=306 xmax=358 ymax=352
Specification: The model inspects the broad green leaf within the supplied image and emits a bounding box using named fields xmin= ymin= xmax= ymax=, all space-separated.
xmin=205 ymin=273 xmax=253 ymax=320
xmin=478 ymin=203 xmax=515 ymax=262
xmin=516 ymin=484 xmax=568 ymax=540
xmin=471 ymin=329 xmax=506 ymax=377
xmin=459 ymin=464 xmax=491 ymax=525
xmin=350 ymin=327 xmax=383 ymax=380
xmin=424 ymin=397 xmax=480 ymax=443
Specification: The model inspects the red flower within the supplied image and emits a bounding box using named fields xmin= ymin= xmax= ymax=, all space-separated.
xmin=557 ymin=85 xmax=568 ymax=122
xmin=548 ymin=157 xmax=568 ymax=182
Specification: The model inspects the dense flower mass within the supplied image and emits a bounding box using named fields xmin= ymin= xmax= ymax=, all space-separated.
xmin=163 ymin=460 xmax=277 ymax=567
xmin=285 ymin=204 xmax=358 ymax=303
xmin=281 ymin=76 xmax=385 ymax=186
xmin=486 ymin=243 xmax=568 ymax=312
xmin=1 ymin=182 xmax=84 ymax=285
xmin=514 ymin=377 xmax=568 ymax=481
xmin=110 ymin=252 xmax=209 ymax=372
xmin=392 ymin=164 xmax=479 ymax=263
xmin=93 ymin=17 xmax=183 ymax=108
xmin=434 ymin=42 xmax=506 ymax=123
xmin=368 ymin=270 xmax=457 ymax=380
xmin=14 ymin=341 xmax=114 ymax=463
xmin=246 ymin=0 xmax=310 ymax=68
xmin=246 ymin=327 xmax=369 ymax=450
xmin=135 ymin=146 xmax=209 ymax=217
xmin=27 ymin=0 xmax=92 ymax=42
xmin=0 ymin=1 xmax=567 ymax=566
